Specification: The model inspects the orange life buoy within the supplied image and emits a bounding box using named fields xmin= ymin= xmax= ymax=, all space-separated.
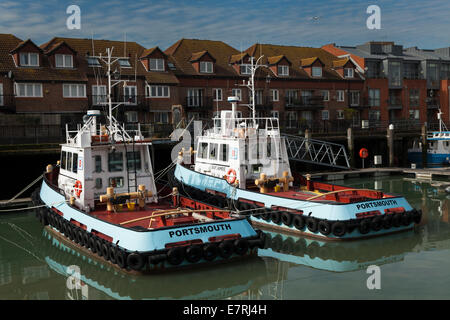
xmin=74 ymin=180 xmax=82 ymax=198
xmin=226 ymin=168 xmax=237 ymax=184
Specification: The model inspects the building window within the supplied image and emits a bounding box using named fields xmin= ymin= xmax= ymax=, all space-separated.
xmin=312 ymin=67 xmax=322 ymax=77
xmin=213 ymin=88 xmax=222 ymax=101
xmin=147 ymin=85 xmax=169 ymax=98
xmin=124 ymin=86 xmax=137 ymax=104
xmin=55 ymin=54 xmax=73 ymax=68
xmin=441 ymin=64 xmax=450 ymax=80
xmin=336 ymin=90 xmax=345 ymax=102
xmin=428 ymin=63 xmax=439 ymax=82
xmin=149 ymin=58 xmax=165 ymax=71
xmin=409 ymin=89 xmax=420 ymax=107
xmin=63 ymin=84 xmax=86 ymax=98
xmin=270 ymin=89 xmax=279 ymax=102
xmin=366 ymin=61 xmax=381 ymax=78
xmin=336 ymin=110 xmax=345 ymax=120
xmin=389 ymin=61 xmax=401 ymax=86
xmin=200 ymin=61 xmax=213 ymax=73
xmin=409 ymin=109 xmax=420 ymax=120
xmin=369 ymin=89 xmax=380 ymax=107
xmin=126 ymin=151 xmax=142 ymax=171
xmin=20 ymin=52 xmax=39 ymax=67
xmin=344 ymin=68 xmax=354 ymax=78
xmin=155 ymin=112 xmax=169 ymax=123
xmin=285 ymin=90 xmax=298 ymax=105
xmin=108 ymin=152 xmax=123 ymax=172
xmin=271 ymin=111 xmax=279 ymax=118
xmin=0 ymin=84 xmax=3 ymax=106
xmin=369 ymin=110 xmax=381 ymax=121
xmin=278 ymin=65 xmax=289 ymax=76
xmin=232 ymin=88 xmax=242 ymax=101
xmin=322 ymin=110 xmax=329 ymax=120
xmin=240 ymin=64 xmax=251 ymax=75
xmin=322 ymin=90 xmax=329 ymax=101
xmin=286 ymin=111 xmax=297 ymax=128
xmin=187 ymin=88 xmax=202 ymax=107
xmin=92 ymin=85 xmax=106 ymax=105
xmin=118 ymin=59 xmax=131 ymax=68
xmin=87 ymin=57 xmax=101 ymax=67
xmin=125 ymin=111 xmax=138 ymax=123
xmin=349 ymin=91 xmax=360 ymax=106
xmin=15 ymin=83 xmax=43 ymax=97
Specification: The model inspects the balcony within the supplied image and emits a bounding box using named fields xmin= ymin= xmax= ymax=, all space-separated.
xmin=388 ymin=97 xmax=402 ymax=110
xmin=0 ymin=94 xmax=16 ymax=113
xmin=403 ymin=72 xmax=421 ymax=80
xmin=284 ymin=95 xmax=324 ymax=110
xmin=184 ymin=96 xmax=213 ymax=110
xmin=88 ymin=95 xmax=150 ymax=111
xmin=255 ymin=96 xmax=273 ymax=111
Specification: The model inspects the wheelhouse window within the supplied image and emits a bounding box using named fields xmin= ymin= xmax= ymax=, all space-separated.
xmin=55 ymin=54 xmax=73 ymax=68
xmin=200 ymin=61 xmax=213 ymax=73
xmin=20 ymin=52 xmax=39 ymax=67
xmin=209 ymin=143 xmax=218 ymax=160
xmin=126 ymin=151 xmax=142 ymax=171
xmin=220 ymin=144 xmax=229 ymax=162
xmin=72 ymin=153 xmax=78 ymax=173
xmin=149 ymin=58 xmax=165 ymax=71
xmin=198 ymin=142 xmax=208 ymax=159
xmin=108 ymin=152 xmax=123 ymax=172
xmin=61 ymin=151 xmax=67 ymax=171
xmin=63 ymin=84 xmax=86 ymax=98
xmin=94 ymin=155 xmax=102 ymax=173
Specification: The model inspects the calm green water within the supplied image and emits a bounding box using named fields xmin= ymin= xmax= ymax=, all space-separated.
xmin=1 ymin=175 xmax=450 ymax=300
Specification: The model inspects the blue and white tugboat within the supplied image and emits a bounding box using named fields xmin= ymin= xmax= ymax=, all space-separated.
xmin=171 ymin=56 xmax=422 ymax=241
xmin=408 ymin=110 xmax=450 ymax=167
xmin=31 ymin=47 xmax=263 ymax=274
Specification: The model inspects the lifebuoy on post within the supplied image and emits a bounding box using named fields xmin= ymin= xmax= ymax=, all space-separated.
xmin=226 ymin=168 xmax=237 ymax=184
xmin=74 ymin=180 xmax=82 ymax=198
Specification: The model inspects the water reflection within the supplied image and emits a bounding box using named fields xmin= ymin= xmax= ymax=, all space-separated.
xmin=2 ymin=176 xmax=450 ymax=299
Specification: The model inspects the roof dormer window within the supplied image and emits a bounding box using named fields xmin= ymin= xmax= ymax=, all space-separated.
xmin=150 ymin=58 xmax=165 ymax=71
xmin=240 ymin=64 xmax=252 ymax=75
xmin=20 ymin=52 xmax=39 ymax=67
xmin=55 ymin=54 xmax=73 ymax=68
xmin=312 ymin=66 xmax=322 ymax=77
xmin=344 ymin=68 xmax=354 ymax=78
xmin=118 ymin=59 xmax=131 ymax=68
xmin=278 ymin=65 xmax=289 ymax=76
xmin=200 ymin=61 xmax=213 ymax=73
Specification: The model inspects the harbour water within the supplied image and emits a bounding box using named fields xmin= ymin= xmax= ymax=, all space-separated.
xmin=0 ymin=175 xmax=449 ymax=300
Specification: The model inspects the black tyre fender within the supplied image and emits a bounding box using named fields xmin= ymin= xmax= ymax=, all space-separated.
xmin=392 ymin=213 xmax=402 ymax=227
xmin=359 ymin=219 xmax=371 ymax=234
xmin=185 ymin=245 xmax=203 ymax=263
xmin=116 ymin=249 xmax=127 ymax=268
xmin=281 ymin=212 xmax=293 ymax=226
xmin=401 ymin=212 xmax=412 ymax=226
xmin=88 ymin=236 xmax=97 ymax=253
xmin=95 ymin=239 xmax=104 ymax=256
xmin=109 ymin=246 xmax=117 ymax=264
xmin=306 ymin=217 xmax=318 ymax=233
xmin=167 ymin=247 xmax=185 ymax=265
xmin=270 ymin=211 xmax=281 ymax=224
xmin=262 ymin=208 xmax=272 ymax=221
xmin=382 ymin=214 xmax=392 ymax=229
xmin=202 ymin=243 xmax=218 ymax=261
xmin=412 ymin=209 xmax=422 ymax=224
xmin=127 ymin=252 xmax=145 ymax=271
xmin=293 ymin=215 xmax=305 ymax=230
xmin=218 ymin=240 xmax=234 ymax=259
xmin=234 ymin=239 xmax=249 ymax=255
xmin=318 ymin=220 xmax=331 ymax=235
xmin=371 ymin=216 xmax=383 ymax=232
xmin=331 ymin=221 xmax=346 ymax=237
xmin=101 ymin=243 xmax=111 ymax=261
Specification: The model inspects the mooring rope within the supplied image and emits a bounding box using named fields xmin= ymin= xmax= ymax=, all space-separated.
xmin=5 ymin=173 xmax=44 ymax=204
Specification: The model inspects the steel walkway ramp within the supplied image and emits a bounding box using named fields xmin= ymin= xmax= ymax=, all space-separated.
xmin=283 ymin=134 xmax=350 ymax=169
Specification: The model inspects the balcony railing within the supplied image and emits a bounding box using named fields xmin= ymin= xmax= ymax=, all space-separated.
xmin=403 ymin=72 xmax=421 ymax=80
xmin=284 ymin=95 xmax=324 ymax=109
xmin=88 ymin=95 xmax=150 ymax=111
xmin=184 ymin=96 xmax=213 ymax=109
xmin=255 ymin=96 xmax=274 ymax=110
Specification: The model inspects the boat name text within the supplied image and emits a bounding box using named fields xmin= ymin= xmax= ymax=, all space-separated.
xmin=356 ymin=199 xmax=398 ymax=210
xmin=168 ymin=223 xmax=232 ymax=238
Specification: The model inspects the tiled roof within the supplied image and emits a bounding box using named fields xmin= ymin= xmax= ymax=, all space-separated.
xmin=140 ymin=46 xmax=166 ymax=59
xmin=267 ymin=55 xmax=291 ymax=65
xmin=165 ymin=38 xmax=241 ymax=77
xmin=9 ymin=39 xmax=43 ymax=54
xmin=332 ymin=58 xmax=350 ymax=68
xmin=229 ymin=52 xmax=249 ymax=64
xmin=0 ymin=34 xmax=23 ymax=73
xmin=43 ymin=41 xmax=77 ymax=55
xmin=245 ymin=43 xmax=349 ymax=80
xmin=300 ymin=57 xmax=323 ymax=67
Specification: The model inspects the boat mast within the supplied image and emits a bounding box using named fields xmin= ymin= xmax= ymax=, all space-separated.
xmin=241 ymin=55 xmax=266 ymax=126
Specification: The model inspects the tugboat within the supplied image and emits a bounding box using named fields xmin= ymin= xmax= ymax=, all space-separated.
xmin=31 ymin=47 xmax=263 ymax=274
xmin=171 ymin=56 xmax=422 ymax=240
xmin=408 ymin=110 xmax=450 ymax=167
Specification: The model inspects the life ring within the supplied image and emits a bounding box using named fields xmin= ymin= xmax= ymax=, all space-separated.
xmin=74 ymin=180 xmax=82 ymax=198
xmin=226 ymin=168 xmax=237 ymax=184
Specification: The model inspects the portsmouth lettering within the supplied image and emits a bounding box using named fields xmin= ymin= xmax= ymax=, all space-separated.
xmin=356 ymin=199 xmax=398 ymax=210
xmin=168 ymin=223 xmax=232 ymax=238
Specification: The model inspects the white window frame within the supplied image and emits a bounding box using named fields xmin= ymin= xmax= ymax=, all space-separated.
xmin=213 ymin=88 xmax=223 ymax=101
xmin=270 ymin=89 xmax=279 ymax=102
xmin=200 ymin=61 xmax=213 ymax=73
xmin=270 ymin=111 xmax=279 ymax=118
xmin=240 ymin=64 xmax=251 ymax=75
xmin=312 ymin=66 xmax=322 ymax=77
xmin=349 ymin=91 xmax=360 ymax=106
xmin=154 ymin=112 xmax=169 ymax=124
xmin=55 ymin=54 xmax=73 ymax=68
xmin=147 ymin=85 xmax=170 ymax=98
xmin=322 ymin=90 xmax=329 ymax=101
xmin=92 ymin=85 xmax=106 ymax=105
xmin=20 ymin=52 xmax=39 ymax=67
xmin=286 ymin=111 xmax=297 ymax=128
xmin=149 ymin=58 xmax=165 ymax=71
xmin=344 ymin=68 xmax=354 ymax=78
xmin=337 ymin=90 xmax=345 ymax=102
xmin=231 ymin=88 xmax=242 ymax=101
xmin=63 ymin=84 xmax=86 ymax=98
xmin=15 ymin=83 xmax=43 ymax=97
xmin=278 ymin=65 xmax=289 ymax=76
xmin=124 ymin=85 xmax=137 ymax=104
xmin=322 ymin=110 xmax=329 ymax=120
xmin=337 ymin=110 xmax=345 ymax=120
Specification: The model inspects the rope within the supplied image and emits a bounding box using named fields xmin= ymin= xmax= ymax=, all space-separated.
xmin=6 ymin=173 xmax=44 ymax=203
xmin=0 ymin=199 xmax=69 ymax=213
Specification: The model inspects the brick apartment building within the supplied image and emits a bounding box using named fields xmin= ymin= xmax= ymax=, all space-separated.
xmin=1 ymin=34 xmax=449 ymax=139
xmin=322 ymin=41 xmax=450 ymax=126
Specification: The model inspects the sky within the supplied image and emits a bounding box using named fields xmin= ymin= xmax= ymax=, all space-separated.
xmin=0 ymin=0 xmax=449 ymax=51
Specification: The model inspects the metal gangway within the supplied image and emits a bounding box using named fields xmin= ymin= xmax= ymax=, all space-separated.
xmin=283 ymin=134 xmax=350 ymax=169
